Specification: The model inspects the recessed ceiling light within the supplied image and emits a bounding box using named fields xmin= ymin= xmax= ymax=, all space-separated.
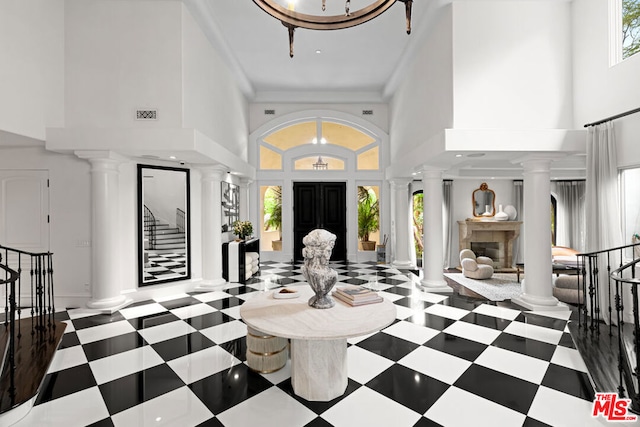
xmin=169 ymin=155 xmax=176 ymax=160
xmin=467 ymin=153 xmax=485 ymax=158
xmin=455 ymin=154 xmax=462 ymax=158
xmin=316 ymin=49 xmax=322 ymax=54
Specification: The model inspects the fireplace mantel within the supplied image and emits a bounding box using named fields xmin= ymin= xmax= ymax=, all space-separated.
xmin=458 ymin=220 xmax=522 ymax=269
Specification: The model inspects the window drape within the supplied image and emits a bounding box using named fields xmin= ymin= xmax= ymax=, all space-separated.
xmin=551 ymin=180 xmax=586 ymax=252
xmin=512 ymin=180 xmax=524 ymax=265
xmin=586 ymin=121 xmax=625 ymax=323
xmin=443 ymin=180 xmax=453 ymax=268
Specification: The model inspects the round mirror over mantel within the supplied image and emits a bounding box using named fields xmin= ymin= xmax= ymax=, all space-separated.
xmin=472 ymin=182 xmax=496 ymax=218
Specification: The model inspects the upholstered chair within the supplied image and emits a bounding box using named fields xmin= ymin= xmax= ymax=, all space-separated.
xmin=460 ymin=249 xmax=494 ymax=280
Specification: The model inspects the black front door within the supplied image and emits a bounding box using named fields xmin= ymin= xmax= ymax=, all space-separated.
xmin=293 ymin=182 xmax=346 ymax=261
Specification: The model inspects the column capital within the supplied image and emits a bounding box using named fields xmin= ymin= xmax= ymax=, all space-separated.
xmin=389 ymin=178 xmax=411 ymax=189
xmin=75 ymin=150 xmax=128 ymax=163
xmin=239 ymin=177 xmax=253 ymax=188
xmin=199 ymin=164 xmax=228 ymax=181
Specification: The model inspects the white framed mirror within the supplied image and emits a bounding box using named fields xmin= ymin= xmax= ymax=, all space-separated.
xmin=137 ymin=164 xmax=191 ymax=286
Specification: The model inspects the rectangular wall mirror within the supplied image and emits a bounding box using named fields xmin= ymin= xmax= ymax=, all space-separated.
xmin=138 ymin=164 xmax=191 ymax=286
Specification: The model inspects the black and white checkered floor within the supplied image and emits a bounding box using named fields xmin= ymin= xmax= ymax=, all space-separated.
xmin=14 ymin=261 xmax=615 ymax=427
xmin=143 ymin=253 xmax=187 ymax=282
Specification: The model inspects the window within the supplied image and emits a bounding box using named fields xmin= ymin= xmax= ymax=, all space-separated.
xmin=261 ymin=185 xmax=282 ymax=251
xmin=623 ymin=0 xmax=640 ymax=60
xmin=357 ymin=186 xmax=380 ymax=250
xmin=551 ymin=195 xmax=557 ymax=246
xmin=259 ymin=119 xmax=379 ymax=171
xmin=413 ymin=191 xmax=423 ymax=264
xmin=621 ymin=168 xmax=640 ymax=258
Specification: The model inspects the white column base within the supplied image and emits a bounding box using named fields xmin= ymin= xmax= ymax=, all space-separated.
xmin=419 ymin=278 xmax=453 ymax=293
xmin=194 ymin=278 xmax=227 ymax=291
xmin=392 ymin=260 xmax=414 ymax=268
xmin=87 ymin=295 xmax=133 ymax=314
xmin=512 ymin=291 xmax=568 ymax=312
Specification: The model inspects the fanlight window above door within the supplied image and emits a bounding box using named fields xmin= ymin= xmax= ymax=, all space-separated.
xmin=259 ymin=119 xmax=379 ymax=171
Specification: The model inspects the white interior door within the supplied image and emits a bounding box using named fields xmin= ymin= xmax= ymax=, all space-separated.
xmin=0 ymin=170 xmax=50 ymax=287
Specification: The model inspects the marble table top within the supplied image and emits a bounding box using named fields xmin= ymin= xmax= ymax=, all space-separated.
xmin=240 ymin=287 xmax=396 ymax=341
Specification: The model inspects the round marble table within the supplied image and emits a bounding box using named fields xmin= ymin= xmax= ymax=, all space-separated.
xmin=240 ymin=287 xmax=396 ymax=401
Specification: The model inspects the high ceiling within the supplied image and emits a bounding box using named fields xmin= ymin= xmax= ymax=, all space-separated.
xmin=183 ymin=0 xmax=586 ymax=179
xmin=185 ymin=0 xmax=433 ymax=101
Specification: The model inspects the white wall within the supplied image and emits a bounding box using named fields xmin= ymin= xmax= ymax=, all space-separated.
xmin=182 ymin=6 xmax=249 ymax=160
xmin=573 ymin=0 xmax=640 ymax=168
xmin=389 ymin=4 xmax=453 ymax=162
xmin=0 ymin=0 xmax=64 ymax=141
xmin=452 ymin=1 xmax=573 ymax=129
xmin=249 ymin=103 xmax=389 ymax=135
xmin=64 ymin=0 xmax=183 ymax=128
xmin=0 ymin=148 xmax=91 ymax=305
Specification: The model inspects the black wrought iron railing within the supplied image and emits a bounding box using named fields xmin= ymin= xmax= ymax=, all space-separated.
xmin=0 ymin=245 xmax=57 ymax=410
xmin=176 ymin=208 xmax=185 ymax=233
xmin=574 ymin=241 xmax=640 ymax=413
xmin=144 ymin=205 xmax=157 ymax=249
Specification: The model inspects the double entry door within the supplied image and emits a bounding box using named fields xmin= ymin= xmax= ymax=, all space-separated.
xmin=293 ymin=182 xmax=346 ymax=262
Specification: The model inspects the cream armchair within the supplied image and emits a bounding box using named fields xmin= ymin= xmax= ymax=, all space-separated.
xmin=460 ymin=249 xmax=494 ymax=280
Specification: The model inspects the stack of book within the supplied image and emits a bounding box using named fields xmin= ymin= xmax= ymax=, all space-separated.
xmin=333 ymin=286 xmax=383 ymax=306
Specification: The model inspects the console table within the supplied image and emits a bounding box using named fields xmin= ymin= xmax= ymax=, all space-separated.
xmin=222 ymin=238 xmax=259 ymax=283
xmin=240 ymin=287 xmax=396 ymax=401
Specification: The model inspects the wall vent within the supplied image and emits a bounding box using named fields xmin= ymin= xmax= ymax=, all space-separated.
xmin=362 ymin=110 xmax=374 ymax=115
xmin=264 ymin=109 xmax=276 ymax=115
xmin=136 ymin=109 xmax=158 ymax=120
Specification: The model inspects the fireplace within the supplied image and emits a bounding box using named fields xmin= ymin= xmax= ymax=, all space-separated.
xmin=458 ymin=220 xmax=522 ymax=270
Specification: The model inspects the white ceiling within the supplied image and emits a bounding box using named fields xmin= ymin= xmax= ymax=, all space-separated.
xmin=185 ymin=0 xmax=433 ymax=101
xmin=183 ymin=0 xmax=586 ymax=179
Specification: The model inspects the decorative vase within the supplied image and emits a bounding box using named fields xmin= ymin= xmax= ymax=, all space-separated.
xmin=495 ymin=204 xmax=509 ymax=221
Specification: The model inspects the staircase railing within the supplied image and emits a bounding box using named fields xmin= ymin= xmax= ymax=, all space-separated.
xmin=0 ymin=261 xmax=18 ymax=401
xmin=144 ymin=205 xmax=156 ymax=249
xmin=575 ymin=241 xmax=640 ymax=413
xmin=0 ymin=245 xmax=57 ymax=409
xmin=610 ymin=254 xmax=640 ymax=413
xmin=176 ymin=208 xmax=185 ymax=233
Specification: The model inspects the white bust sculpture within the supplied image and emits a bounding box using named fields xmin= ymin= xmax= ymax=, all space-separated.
xmin=301 ymin=229 xmax=338 ymax=309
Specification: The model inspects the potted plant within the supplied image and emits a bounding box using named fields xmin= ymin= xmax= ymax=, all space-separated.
xmin=232 ymin=220 xmax=253 ymax=241
xmin=358 ymin=186 xmax=379 ymax=251
xmin=264 ymin=186 xmax=282 ymax=250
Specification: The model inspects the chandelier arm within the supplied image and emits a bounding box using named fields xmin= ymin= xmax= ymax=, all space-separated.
xmin=402 ymin=0 xmax=413 ymax=34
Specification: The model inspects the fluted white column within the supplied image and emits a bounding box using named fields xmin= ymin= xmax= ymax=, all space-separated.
xmin=512 ymin=158 xmax=565 ymax=310
xmin=197 ymin=165 xmax=227 ymax=289
xmin=76 ymin=151 xmax=132 ymax=312
xmin=419 ymin=168 xmax=451 ymax=293
xmin=390 ymin=178 xmax=412 ymax=267
xmin=239 ymin=178 xmax=252 ymax=222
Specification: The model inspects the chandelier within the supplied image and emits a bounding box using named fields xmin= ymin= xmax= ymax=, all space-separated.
xmin=313 ymin=156 xmax=329 ymax=170
xmin=252 ymin=0 xmax=413 ymax=57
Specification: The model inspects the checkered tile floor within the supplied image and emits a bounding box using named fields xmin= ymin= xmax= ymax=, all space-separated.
xmin=143 ymin=252 xmax=187 ymax=281
xmin=14 ymin=261 xmax=614 ymax=427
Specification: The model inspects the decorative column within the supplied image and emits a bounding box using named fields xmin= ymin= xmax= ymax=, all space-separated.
xmin=76 ymin=151 xmax=132 ymax=313
xmin=512 ymin=158 xmax=565 ymax=311
xmin=419 ymin=168 xmax=451 ymax=293
xmin=389 ymin=178 xmax=412 ymax=267
xmin=239 ymin=178 xmax=252 ymax=222
xmin=197 ymin=165 xmax=227 ymax=289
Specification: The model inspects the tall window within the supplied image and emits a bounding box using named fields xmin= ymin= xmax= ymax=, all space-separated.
xmin=623 ymin=0 xmax=640 ymax=60
xmin=413 ymin=191 xmax=423 ymax=264
xmin=261 ymin=185 xmax=282 ymax=251
xmin=551 ymin=195 xmax=557 ymax=246
xmin=621 ymin=168 xmax=640 ymax=258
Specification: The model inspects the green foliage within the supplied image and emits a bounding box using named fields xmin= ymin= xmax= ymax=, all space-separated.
xmin=357 ymin=186 xmax=379 ymax=242
xmin=232 ymin=220 xmax=253 ymax=240
xmin=413 ymin=192 xmax=424 ymax=259
xmin=623 ymin=0 xmax=640 ymax=59
xmin=263 ymin=186 xmax=282 ymax=237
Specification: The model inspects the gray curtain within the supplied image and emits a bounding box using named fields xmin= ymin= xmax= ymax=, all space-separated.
xmin=443 ymin=180 xmax=453 ymax=268
xmin=512 ymin=180 xmax=524 ymax=265
xmin=551 ymin=180 xmax=586 ymax=251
